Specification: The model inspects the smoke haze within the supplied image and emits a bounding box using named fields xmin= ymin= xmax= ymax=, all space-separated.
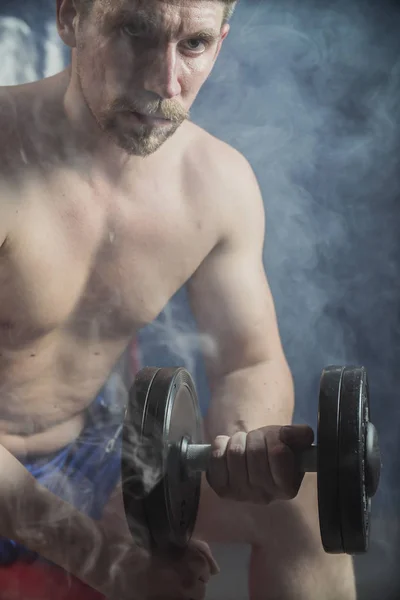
xmin=1 ymin=0 xmax=400 ymax=597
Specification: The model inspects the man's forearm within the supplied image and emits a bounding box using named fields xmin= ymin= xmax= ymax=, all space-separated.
xmin=0 ymin=444 xmax=145 ymax=599
xmin=198 ymin=357 xmax=296 ymax=544
xmin=203 ymin=358 xmax=295 ymax=440
xmin=197 ymin=356 xmax=297 ymax=541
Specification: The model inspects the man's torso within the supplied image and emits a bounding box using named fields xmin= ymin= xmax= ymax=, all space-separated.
xmin=0 ymin=72 xmax=230 ymax=454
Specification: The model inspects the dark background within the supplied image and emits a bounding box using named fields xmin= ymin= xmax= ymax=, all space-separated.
xmin=1 ymin=0 xmax=399 ymax=597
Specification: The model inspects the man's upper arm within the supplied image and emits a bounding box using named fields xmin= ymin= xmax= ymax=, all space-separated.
xmin=187 ymin=149 xmax=287 ymax=381
xmin=0 ymin=92 xmax=19 ymax=248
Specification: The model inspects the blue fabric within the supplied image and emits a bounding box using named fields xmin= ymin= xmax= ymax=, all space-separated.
xmin=0 ymin=394 xmax=123 ymax=566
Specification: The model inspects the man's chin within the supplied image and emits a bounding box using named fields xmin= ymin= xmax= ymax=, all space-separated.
xmin=110 ymin=125 xmax=180 ymax=157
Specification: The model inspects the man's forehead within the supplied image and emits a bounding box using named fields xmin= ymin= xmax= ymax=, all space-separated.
xmin=97 ymin=0 xmax=223 ymax=31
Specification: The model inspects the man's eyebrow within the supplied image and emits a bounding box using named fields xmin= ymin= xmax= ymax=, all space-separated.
xmin=191 ymin=28 xmax=221 ymax=41
xmin=107 ymin=9 xmax=220 ymax=41
xmin=106 ymin=8 xmax=158 ymax=30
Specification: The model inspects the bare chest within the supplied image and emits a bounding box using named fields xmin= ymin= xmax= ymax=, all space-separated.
xmin=0 ymin=171 xmax=214 ymax=347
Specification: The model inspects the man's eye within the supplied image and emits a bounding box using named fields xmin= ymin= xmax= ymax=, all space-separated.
xmin=183 ymin=38 xmax=209 ymax=53
xmin=121 ymin=24 xmax=139 ymax=38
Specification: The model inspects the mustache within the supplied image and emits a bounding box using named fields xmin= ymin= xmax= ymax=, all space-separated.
xmin=109 ymin=98 xmax=189 ymax=122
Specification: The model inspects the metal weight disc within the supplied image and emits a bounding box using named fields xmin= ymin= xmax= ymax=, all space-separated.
xmin=122 ymin=367 xmax=202 ymax=554
xmin=338 ymin=366 xmax=370 ymax=553
xmin=122 ymin=367 xmax=162 ymax=550
xmin=317 ymin=366 xmax=344 ymax=553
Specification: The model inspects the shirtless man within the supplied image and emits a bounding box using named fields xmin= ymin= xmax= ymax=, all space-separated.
xmin=0 ymin=0 xmax=357 ymax=598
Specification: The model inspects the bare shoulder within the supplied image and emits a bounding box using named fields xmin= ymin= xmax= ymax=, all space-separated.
xmin=182 ymin=122 xmax=265 ymax=245
xmin=185 ymin=121 xmax=252 ymax=175
xmin=0 ymin=85 xmax=23 ymax=244
xmin=0 ymin=84 xmax=23 ymax=163
xmin=0 ymin=79 xmax=47 ymax=244
xmin=0 ymin=80 xmax=41 ymax=173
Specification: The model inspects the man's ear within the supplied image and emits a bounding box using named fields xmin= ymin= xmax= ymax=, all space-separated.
xmin=213 ymin=24 xmax=230 ymax=62
xmin=56 ymin=0 xmax=79 ymax=48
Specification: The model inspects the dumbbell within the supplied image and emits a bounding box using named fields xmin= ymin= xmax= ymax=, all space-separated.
xmin=121 ymin=365 xmax=381 ymax=556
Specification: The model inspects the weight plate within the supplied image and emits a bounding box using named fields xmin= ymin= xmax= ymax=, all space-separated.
xmin=317 ymin=366 xmax=344 ymax=554
xmin=122 ymin=367 xmax=202 ymax=554
xmin=122 ymin=367 xmax=162 ymax=549
xmin=338 ymin=366 xmax=370 ymax=554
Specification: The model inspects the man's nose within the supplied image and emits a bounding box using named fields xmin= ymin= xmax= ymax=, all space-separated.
xmin=141 ymin=44 xmax=182 ymax=99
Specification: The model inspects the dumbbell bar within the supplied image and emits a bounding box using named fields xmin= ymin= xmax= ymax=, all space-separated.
xmin=180 ymin=439 xmax=318 ymax=474
xmin=180 ymin=420 xmax=380 ymax=496
xmin=121 ymin=365 xmax=381 ymax=557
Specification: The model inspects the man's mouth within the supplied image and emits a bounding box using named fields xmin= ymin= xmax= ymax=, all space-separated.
xmin=128 ymin=111 xmax=172 ymax=126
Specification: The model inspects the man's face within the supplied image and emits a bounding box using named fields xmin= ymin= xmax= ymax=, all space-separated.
xmin=70 ymin=0 xmax=229 ymax=156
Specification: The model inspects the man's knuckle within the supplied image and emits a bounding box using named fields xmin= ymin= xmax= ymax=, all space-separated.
xmin=228 ymin=443 xmax=245 ymax=456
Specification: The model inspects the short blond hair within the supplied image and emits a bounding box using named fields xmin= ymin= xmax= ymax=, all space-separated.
xmin=221 ymin=1 xmax=237 ymax=22
xmin=76 ymin=0 xmax=237 ymax=24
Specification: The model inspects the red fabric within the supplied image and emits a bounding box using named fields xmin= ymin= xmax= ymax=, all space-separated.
xmin=0 ymin=562 xmax=105 ymax=600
